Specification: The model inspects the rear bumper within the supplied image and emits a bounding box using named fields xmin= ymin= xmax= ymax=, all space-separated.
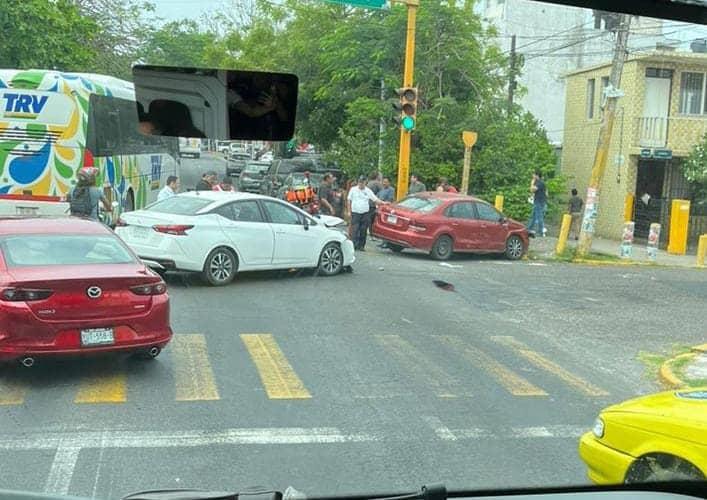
xmin=372 ymin=220 xmax=435 ymax=251
xmin=0 ymin=328 xmax=172 ymax=361
xmin=579 ymin=432 xmax=634 ymax=485
xmin=116 ymin=228 xmax=204 ymax=272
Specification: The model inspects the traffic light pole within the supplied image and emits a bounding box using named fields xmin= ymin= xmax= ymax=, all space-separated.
xmin=393 ymin=0 xmax=418 ymax=200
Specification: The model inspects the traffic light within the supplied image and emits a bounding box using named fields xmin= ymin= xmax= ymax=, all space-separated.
xmin=392 ymin=87 xmax=418 ymax=132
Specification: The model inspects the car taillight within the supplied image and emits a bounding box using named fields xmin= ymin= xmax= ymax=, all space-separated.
xmin=153 ymin=224 xmax=193 ymax=235
xmin=409 ymin=221 xmax=427 ymax=232
xmin=130 ymin=282 xmax=167 ymax=296
xmin=1 ymin=288 xmax=53 ymax=301
xmin=115 ymin=217 xmax=128 ymax=227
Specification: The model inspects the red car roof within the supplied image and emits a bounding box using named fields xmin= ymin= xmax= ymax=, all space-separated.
xmin=0 ymin=217 xmax=112 ymax=236
xmin=413 ymin=191 xmax=483 ymax=202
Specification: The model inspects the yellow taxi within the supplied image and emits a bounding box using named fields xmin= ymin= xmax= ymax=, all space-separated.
xmin=579 ymin=388 xmax=707 ymax=484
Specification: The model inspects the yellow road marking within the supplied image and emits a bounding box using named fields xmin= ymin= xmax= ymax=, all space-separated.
xmin=492 ymin=336 xmax=609 ymax=396
xmin=375 ymin=335 xmax=464 ymax=397
xmin=0 ymin=377 xmax=26 ymax=405
xmin=436 ymin=336 xmax=547 ymax=396
xmin=241 ymin=334 xmax=311 ymax=399
xmin=173 ymin=334 xmax=220 ymax=401
xmin=75 ymin=371 xmax=126 ymax=404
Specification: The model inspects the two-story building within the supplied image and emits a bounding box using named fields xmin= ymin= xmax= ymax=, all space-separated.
xmin=561 ymin=49 xmax=707 ymax=248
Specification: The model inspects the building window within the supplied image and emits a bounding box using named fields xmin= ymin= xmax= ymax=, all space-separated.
xmin=586 ymin=78 xmax=596 ymax=119
xmin=679 ymin=72 xmax=705 ymax=115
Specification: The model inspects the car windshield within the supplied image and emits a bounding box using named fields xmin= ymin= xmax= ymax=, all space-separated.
xmin=1 ymin=0 xmax=706 ymax=498
xmin=0 ymin=235 xmax=135 ymax=266
xmin=397 ymin=196 xmax=444 ymax=213
xmin=146 ymin=196 xmax=213 ymax=215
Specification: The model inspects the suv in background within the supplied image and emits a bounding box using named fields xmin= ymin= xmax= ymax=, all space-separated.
xmin=238 ymin=160 xmax=272 ymax=193
xmin=226 ymin=152 xmax=252 ymax=176
xmin=261 ymin=157 xmax=317 ymax=196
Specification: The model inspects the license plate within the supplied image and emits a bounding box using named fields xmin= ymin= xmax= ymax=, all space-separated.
xmin=133 ymin=226 xmax=150 ymax=239
xmin=387 ymin=214 xmax=398 ymax=224
xmin=80 ymin=328 xmax=114 ymax=347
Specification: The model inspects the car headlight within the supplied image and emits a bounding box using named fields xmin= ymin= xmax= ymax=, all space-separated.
xmin=592 ymin=417 xmax=605 ymax=438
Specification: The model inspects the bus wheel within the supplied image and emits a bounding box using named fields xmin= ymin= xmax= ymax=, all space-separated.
xmin=123 ymin=190 xmax=135 ymax=212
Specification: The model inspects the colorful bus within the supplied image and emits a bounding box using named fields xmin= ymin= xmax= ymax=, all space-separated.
xmin=0 ymin=69 xmax=179 ymax=218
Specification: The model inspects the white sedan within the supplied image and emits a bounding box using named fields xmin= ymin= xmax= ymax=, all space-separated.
xmin=115 ymin=191 xmax=355 ymax=286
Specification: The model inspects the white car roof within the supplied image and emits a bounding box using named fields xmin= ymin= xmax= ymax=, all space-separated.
xmin=178 ymin=191 xmax=267 ymax=204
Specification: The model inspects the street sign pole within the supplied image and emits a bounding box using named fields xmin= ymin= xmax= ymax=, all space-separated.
xmin=393 ymin=0 xmax=419 ymax=201
xmin=461 ymin=131 xmax=477 ymax=195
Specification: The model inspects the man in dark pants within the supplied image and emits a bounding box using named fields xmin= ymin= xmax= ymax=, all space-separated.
xmin=348 ymin=175 xmax=386 ymax=251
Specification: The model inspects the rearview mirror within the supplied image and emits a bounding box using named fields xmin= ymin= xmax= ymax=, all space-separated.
xmin=132 ymin=65 xmax=298 ymax=141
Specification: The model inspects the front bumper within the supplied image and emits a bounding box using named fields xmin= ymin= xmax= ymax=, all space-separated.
xmin=342 ymin=239 xmax=356 ymax=266
xmin=579 ymin=431 xmax=634 ymax=485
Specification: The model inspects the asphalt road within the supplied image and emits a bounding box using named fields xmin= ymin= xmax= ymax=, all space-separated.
xmin=0 ymin=245 xmax=705 ymax=499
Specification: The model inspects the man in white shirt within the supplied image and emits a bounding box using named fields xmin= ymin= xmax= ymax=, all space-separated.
xmin=347 ymin=175 xmax=386 ymax=251
xmin=158 ymin=176 xmax=179 ymax=202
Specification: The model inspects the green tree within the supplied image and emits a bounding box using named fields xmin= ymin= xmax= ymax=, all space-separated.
xmin=0 ymin=0 xmax=97 ymax=71
xmin=683 ymin=132 xmax=707 ymax=204
xmin=138 ymin=20 xmax=218 ymax=67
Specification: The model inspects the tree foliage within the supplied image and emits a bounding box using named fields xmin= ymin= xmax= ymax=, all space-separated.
xmin=683 ymin=132 xmax=707 ymax=203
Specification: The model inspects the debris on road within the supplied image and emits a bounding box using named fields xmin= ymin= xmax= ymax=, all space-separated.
xmin=439 ymin=262 xmax=462 ymax=269
xmin=433 ymin=279 xmax=455 ymax=292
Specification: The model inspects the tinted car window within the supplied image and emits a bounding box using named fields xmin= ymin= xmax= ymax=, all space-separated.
xmin=474 ymin=202 xmax=502 ymax=222
xmin=261 ymin=200 xmax=302 ymax=225
xmin=0 ymin=235 xmax=135 ymax=267
xmin=446 ymin=202 xmax=475 ymax=219
xmin=232 ymin=201 xmax=264 ymax=222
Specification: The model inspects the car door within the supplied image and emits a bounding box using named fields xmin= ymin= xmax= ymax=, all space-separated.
xmin=260 ymin=200 xmax=319 ymax=266
xmin=472 ymin=201 xmax=508 ymax=252
xmin=214 ymin=200 xmax=275 ymax=268
xmin=443 ymin=201 xmax=482 ymax=251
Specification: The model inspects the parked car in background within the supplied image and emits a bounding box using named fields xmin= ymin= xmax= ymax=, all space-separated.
xmin=261 ymin=158 xmax=317 ymax=196
xmin=216 ymin=141 xmax=232 ymax=155
xmin=178 ymin=137 xmax=201 ymax=158
xmin=116 ymin=192 xmax=355 ymax=286
xmin=0 ymin=217 xmax=172 ymax=364
xmin=372 ymin=192 xmax=528 ymax=260
xmin=579 ymin=388 xmax=707 ymax=484
xmin=239 ymin=161 xmax=272 ymax=193
xmin=227 ymin=152 xmax=252 ymax=177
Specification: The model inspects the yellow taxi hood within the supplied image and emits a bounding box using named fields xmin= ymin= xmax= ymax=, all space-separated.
xmin=604 ymin=388 xmax=707 ymax=424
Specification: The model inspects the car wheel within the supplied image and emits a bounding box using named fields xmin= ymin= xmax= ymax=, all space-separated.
xmin=430 ymin=235 xmax=453 ymax=260
xmin=318 ymin=242 xmax=344 ymax=276
xmin=625 ymin=455 xmax=705 ymax=483
xmin=505 ymin=234 xmax=525 ymax=260
xmin=203 ymin=247 xmax=237 ymax=286
xmin=388 ymin=243 xmax=404 ymax=253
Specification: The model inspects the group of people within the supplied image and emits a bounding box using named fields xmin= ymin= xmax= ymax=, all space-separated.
xmin=156 ymin=171 xmax=237 ymax=202
xmin=347 ymin=172 xmax=394 ymax=251
xmin=526 ymin=170 xmax=585 ymax=240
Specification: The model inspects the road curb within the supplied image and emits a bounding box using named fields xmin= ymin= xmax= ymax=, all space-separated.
xmin=658 ymin=349 xmax=706 ymax=389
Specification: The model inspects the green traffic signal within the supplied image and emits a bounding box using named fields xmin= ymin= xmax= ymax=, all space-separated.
xmin=401 ymin=115 xmax=415 ymax=131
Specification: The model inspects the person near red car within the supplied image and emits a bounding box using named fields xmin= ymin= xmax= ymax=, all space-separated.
xmin=348 ymin=175 xmax=387 ymax=251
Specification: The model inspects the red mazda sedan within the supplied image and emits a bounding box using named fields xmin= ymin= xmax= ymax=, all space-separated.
xmin=0 ymin=217 xmax=172 ymax=365
xmin=372 ymin=192 xmax=529 ymax=260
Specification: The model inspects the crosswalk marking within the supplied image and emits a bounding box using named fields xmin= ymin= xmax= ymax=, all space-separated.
xmin=74 ymin=371 xmax=127 ymax=404
xmin=241 ymin=334 xmax=311 ymax=399
xmin=173 ymin=334 xmax=220 ymax=401
xmin=375 ymin=335 xmax=464 ymax=397
xmin=0 ymin=376 xmax=26 ymax=405
xmin=491 ymin=336 xmax=609 ymax=396
xmin=436 ymin=335 xmax=548 ymax=396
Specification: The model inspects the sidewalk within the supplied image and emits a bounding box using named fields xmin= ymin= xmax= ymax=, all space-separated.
xmin=529 ymin=234 xmax=703 ymax=268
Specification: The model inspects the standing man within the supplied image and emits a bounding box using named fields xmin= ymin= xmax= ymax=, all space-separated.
xmin=527 ymin=170 xmax=547 ymax=237
xmin=348 ymin=175 xmax=386 ymax=251
xmin=366 ymin=171 xmax=383 ymax=237
xmin=378 ymin=177 xmax=395 ymax=202
xmin=158 ymin=175 xmax=179 ymax=201
xmin=568 ymin=188 xmax=584 ymax=241
xmin=317 ymin=173 xmax=336 ymax=215
xmin=407 ymin=174 xmax=426 ymax=195
xmin=195 ymin=171 xmax=216 ymax=191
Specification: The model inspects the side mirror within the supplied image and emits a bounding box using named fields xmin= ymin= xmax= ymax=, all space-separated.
xmin=302 ymin=218 xmax=310 ymax=230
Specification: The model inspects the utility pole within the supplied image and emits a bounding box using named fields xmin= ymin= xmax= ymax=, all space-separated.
xmin=577 ymin=14 xmax=631 ymax=256
xmin=392 ymin=0 xmax=419 ymax=200
xmin=378 ymin=78 xmax=385 ymax=171
xmin=508 ymin=34 xmax=516 ymax=114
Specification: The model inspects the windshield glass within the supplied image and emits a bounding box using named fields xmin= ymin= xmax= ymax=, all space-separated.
xmin=1 ymin=0 xmax=706 ymax=498
xmin=1 ymin=235 xmax=135 ymax=266
xmin=398 ymin=196 xmax=444 ymax=213
xmin=146 ymin=196 xmax=213 ymax=214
